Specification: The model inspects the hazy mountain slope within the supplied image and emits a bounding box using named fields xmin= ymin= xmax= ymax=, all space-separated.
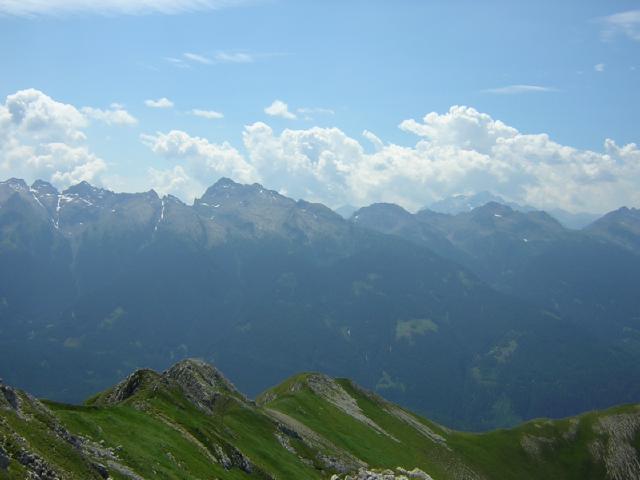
xmin=1 ymin=177 xmax=640 ymax=431
xmin=428 ymin=191 xmax=599 ymax=229
xmin=354 ymin=200 xmax=640 ymax=338
xmin=2 ymin=360 xmax=640 ymax=480
xmin=585 ymin=207 xmax=640 ymax=256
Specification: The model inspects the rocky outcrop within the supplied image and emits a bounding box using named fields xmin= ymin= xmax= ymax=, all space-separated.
xmin=98 ymin=368 xmax=162 ymax=405
xmin=306 ymin=374 xmax=397 ymax=441
xmin=163 ymin=358 xmax=248 ymax=412
xmin=591 ymin=409 xmax=640 ymax=480
xmin=331 ymin=466 xmax=434 ymax=480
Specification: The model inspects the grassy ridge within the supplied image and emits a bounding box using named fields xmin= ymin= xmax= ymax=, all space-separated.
xmin=1 ymin=360 xmax=639 ymax=479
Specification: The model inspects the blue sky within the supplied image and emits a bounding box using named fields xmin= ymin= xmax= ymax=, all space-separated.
xmin=0 ymin=0 xmax=639 ymax=212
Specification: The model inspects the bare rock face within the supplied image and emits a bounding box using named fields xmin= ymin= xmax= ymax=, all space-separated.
xmin=0 ymin=384 xmax=21 ymax=412
xmin=97 ymin=368 xmax=163 ymax=405
xmin=331 ymin=466 xmax=435 ymax=480
xmin=163 ymin=358 xmax=248 ymax=412
xmin=0 ymin=445 xmax=9 ymax=470
xmin=305 ymin=374 xmax=396 ymax=440
xmin=591 ymin=409 xmax=640 ymax=480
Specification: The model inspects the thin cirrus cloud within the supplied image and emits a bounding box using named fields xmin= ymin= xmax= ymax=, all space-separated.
xmin=484 ymin=85 xmax=558 ymax=95
xmin=145 ymin=97 xmax=174 ymax=108
xmin=191 ymin=109 xmax=224 ymax=119
xmin=297 ymin=107 xmax=335 ymax=115
xmin=0 ymin=0 xmax=255 ymax=17
xmin=600 ymin=9 xmax=640 ymax=41
xmin=214 ymin=52 xmax=254 ymax=63
xmin=594 ymin=63 xmax=606 ymax=73
xmin=183 ymin=52 xmax=212 ymax=65
xmin=175 ymin=51 xmax=256 ymax=66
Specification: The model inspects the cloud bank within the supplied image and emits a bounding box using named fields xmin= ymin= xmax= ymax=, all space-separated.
xmin=0 ymin=89 xmax=122 ymax=187
xmin=145 ymin=105 xmax=640 ymax=213
xmin=2 ymin=89 xmax=639 ymax=213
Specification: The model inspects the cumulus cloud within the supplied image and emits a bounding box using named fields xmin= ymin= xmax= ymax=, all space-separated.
xmin=81 ymin=104 xmax=138 ymax=125
xmin=601 ymin=10 xmax=640 ymax=41
xmin=0 ymin=0 xmax=253 ymax=17
xmin=264 ymin=100 xmax=296 ymax=119
xmin=399 ymin=106 xmax=518 ymax=154
xmin=0 ymin=89 xmax=106 ymax=187
xmin=139 ymin=106 xmax=640 ymax=212
xmin=148 ymin=165 xmax=198 ymax=200
xmin=145 ymin=97 xmax=174 ymax=108
xmin=141 ymin=130 xmax=258 ymax=200
xmin=191 ymin=109 xmax=224 ymax=119
xmin=3 ymin=92 xmax=625 ymax=214
xmin=484 ymin=84 xmax=557 ymax=94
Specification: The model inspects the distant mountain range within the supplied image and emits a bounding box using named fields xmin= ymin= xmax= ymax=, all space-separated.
xmin=1 ymin=177 xmax=639 ymax=431
xmin=425 ymin=191 xmax=601 ymax=229
xmin=2 ymin=358 xmax=639 ymax=479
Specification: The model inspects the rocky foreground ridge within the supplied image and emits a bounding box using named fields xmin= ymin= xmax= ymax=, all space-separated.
xmin=2 ymin=359 xmax=640 ymax=479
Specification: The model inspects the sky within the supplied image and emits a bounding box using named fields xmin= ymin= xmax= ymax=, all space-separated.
xmin=0 ymin=0 xmax=639 ymax=213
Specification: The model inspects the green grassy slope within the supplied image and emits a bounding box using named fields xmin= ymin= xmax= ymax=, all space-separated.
xmin=2 ymin=359 xmax=639 ymax=479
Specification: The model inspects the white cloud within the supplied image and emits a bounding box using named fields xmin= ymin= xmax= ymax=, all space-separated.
xmin=297 ymin=106 xmax=335 ymax=120
xmin=399 ymin=106 xmax=518 ymax=154
xmin=0 ymin=89 xmax=106 ymax=188
xmin=362 ymin=130 xmax=383 ymax=151
xmin=297 ymin=107 xmax=335 ymax=115
xmin=601 ymin=10 xmax=640 ymax=41
xmin=0 ymin=0 xmax=254 ymax=17
xmin=241 ymin=122 xmax=363 ymax=206
xmin=183 ymin=52 xmax=212 ymax=65
xmin=145 ymin=97 xmax=174 ymax=108
xmin=594 ymin=63 xmax=606 ymax=72
xmin=148 ymin=165 xmax=198 ymax=200
xmin=81 ymin=104 xmax=138 ymax=125
xmin=234 ymin=106 xmax=640 ymax=213
xmin=165 ymin=57 xmax=189 ymax=69
xmin=5 ymin=91 xmax=636 ymax=214
xmin=4 ymin=88 xmax=87 ymax=142
xmin=191 ymin=109 xmax=224 ymax=119
xmin=264 ymin=100 xmax=296 ymax=119
xmin=484 ymin=84 xmax=558 ymax=94
xmin=141 ymin=130 xmax=258 ymax=201
xmin=214 ymin=51 xmax=254 ymax=63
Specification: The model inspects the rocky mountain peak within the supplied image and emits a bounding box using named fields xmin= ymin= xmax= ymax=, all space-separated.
xmin=197 ymin=177 xmax=291 ymax=206
xmin=164 ymin=358 xmax=248 ymax=410
xmin=1 ymin=178 xmax=28 ymax=192
xmin=63 ymin=181 xmax=112 ymax=203
xmin=30 ymin=180 xmax=58 ymax=196
xmin=470 ymin=201 xmax=515 ymax=218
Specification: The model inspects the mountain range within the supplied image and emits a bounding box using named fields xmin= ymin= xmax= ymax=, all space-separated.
xmin=427 ymin=191 xmax=600 ymax=229
xmin=2 ymin=358 xmax=639 ymax=479
xmin=1 ymin=177 xmax=639 ymax=431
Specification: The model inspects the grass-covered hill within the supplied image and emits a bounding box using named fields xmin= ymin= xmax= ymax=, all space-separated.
xmin=1 ymin=359 xmax=639 ymax=480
